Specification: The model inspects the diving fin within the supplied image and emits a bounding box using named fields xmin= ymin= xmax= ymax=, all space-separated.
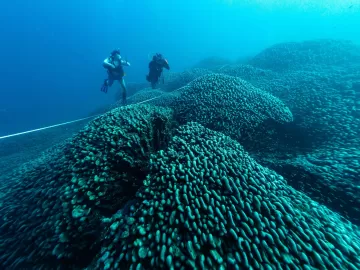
xmin=101 ymin=79 xmax=108 ymax=93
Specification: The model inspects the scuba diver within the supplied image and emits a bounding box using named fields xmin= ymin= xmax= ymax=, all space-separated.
xmin=146 ymin=53 xmax=170 ymax=89
xmin=101 ymin=49 xmax=131 ymax=104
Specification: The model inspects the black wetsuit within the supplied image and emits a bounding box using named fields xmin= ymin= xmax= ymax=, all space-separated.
xmin=146 ymin=58 xmax=170 ymax=89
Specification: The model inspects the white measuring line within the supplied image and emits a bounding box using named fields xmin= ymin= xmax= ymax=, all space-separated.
xmin=0 ymin=95 xmax=165 ymax=140
xmin=0 ymin=115 xmax=101 ymax=140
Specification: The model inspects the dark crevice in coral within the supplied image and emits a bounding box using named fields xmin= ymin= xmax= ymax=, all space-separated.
xmin=151 ymin=113 xmax=175 ymax=152
xmin=64 ymin=111 xmax=178 ymax=268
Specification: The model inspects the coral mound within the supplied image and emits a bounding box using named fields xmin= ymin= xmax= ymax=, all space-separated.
xmin=95 ymin=122 xmax=360 ymax=270
xmin=171 ymin=73 xmax=293 ymax=140
xmin=250 ymin=39 xmax=360 ymax=71
xmin=126 ymin=74 xmax=293 ymax=144
xmin=0 ymin=105 xmax=174 ymax=269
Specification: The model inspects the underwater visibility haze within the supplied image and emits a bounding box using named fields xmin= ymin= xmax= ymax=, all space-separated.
xmin=0 ymin=0 xmax=360 ymax=269
xmin=0 ymin=0 xmax=359 ymax=135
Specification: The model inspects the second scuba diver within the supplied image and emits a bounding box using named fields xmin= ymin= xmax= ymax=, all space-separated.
xmin=146 ymin=53 xmax=170 ymax=89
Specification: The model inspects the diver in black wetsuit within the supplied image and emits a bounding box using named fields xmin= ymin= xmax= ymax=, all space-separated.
xmin=146 ymin=53 xmax=170 ymax=89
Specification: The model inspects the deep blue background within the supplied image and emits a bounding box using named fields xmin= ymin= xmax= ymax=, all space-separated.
xmin=0 ymin=0 xmax=359 ymax=136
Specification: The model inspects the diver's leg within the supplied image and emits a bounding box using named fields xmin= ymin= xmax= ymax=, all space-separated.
xmin=120 ymin=77 xmax=127 ymax=104
xmin=106 ymin=75 xmax=115 ymax=89
xmin=108 ymin=79 xmax=114 ymax=87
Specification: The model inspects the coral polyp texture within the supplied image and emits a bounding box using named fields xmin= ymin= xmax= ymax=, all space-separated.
xmin=128 ymin=74 xmax=293 ymax=143
xmin=260 ymin=146 xmax=360 ymax=226
xmin=169 ymin=74 xmax=293 ymax=132
xmin=0 ymin=105 xmax=174 ymax=269
xmin=94 ymin=122 xmax=360 ymax=270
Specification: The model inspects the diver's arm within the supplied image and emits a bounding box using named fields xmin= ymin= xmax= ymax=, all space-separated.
xmin=121 ymin=59 xmax=131 ymax=67
xmin=103 ymin=58 xmax=115 ymax=70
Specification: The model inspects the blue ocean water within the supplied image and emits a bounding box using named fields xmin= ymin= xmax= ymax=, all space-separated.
xmin=0 ymin=0 xmax=359 ymax=136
